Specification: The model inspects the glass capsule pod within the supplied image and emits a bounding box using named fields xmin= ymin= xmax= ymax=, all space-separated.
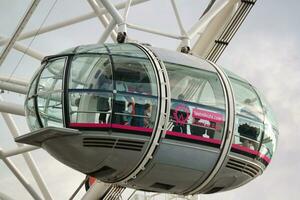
xmin=17 ymin=43 xmax=278 ymax=195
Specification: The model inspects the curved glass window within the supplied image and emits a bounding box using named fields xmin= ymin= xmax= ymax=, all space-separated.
xmin=36 ymin=58 xmax=65 ymax=127
xmin=165 ymin=62 xmax=226 ymax=143
xmin=111 ymin=55 xmax=158 ymax=128
xmin=230 ymin=78 xmax=264 ymax=151
xmin=68 ymin=54 xmax=113 ymax=125
xmin=258 ymin=92 xmax=278 ymax=160
xmin=25 ymin=71 xmax=41 ymax=131
xmin=68 ymin=53 xmax=158 ymax=130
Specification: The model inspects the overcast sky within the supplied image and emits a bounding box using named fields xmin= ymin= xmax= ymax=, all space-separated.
xmin=0 ymin=0 xmax=299 ymax=199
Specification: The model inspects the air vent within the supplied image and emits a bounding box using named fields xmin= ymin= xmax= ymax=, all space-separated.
xmin=226 ymin=158 xmax=261 ymax=177
xmin=151 ymin=182 xmax=174 ymax=190
xmin=83 ymin=137 xmax=144 ymax=151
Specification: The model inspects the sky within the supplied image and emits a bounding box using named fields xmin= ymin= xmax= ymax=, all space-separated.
xmin=0 ymin=0 xmax=299 ymax=199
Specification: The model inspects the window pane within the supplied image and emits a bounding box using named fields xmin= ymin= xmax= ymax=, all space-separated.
xmin=69 ymin=92 xmax=112 ymax=125
xmin=68 ymin=54 xmax=113 ymax=126
xmin=230 ymin=78 xmax=264 ymax=122
xmin=165 ymin=63 xmax=225 ymax=108
xmin=69 ymin=55 xmax=112 ymax=90
xmin=230 ymin=78 xmax=264 ymax=151
xmin=25 ymin=72 xmax=40 ymax=130
xmin=25 ymin=99 xmax=40 ymax=130
xmin=233 ymin=118 xmax=263 ymax=151
xmin=165 ymin=63 xmax=225 ymax=142
xmin=36 ymin=58 xmax=65 ymax=127
xmin=37 ymin=59 xmax=64 ymax=95
xmin=113 ymin=92 xmax=157 ymax=128
xmin=258 ymin=93 xmax=278 ymax=160
xmin=112 ymin=55 xmax=158 ymax=96
xmin=110 ymin=55 xmax=158 ymax=128
xmin=107 ymin=43 xmax=147 ymax=58
xmin=37 ymin=92 xmax=63 ymax=127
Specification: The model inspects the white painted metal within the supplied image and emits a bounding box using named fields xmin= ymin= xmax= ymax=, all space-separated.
xmin=123 ymin=0 xmax=132 ymax=22
xmin=0 ymin=75 xmax=29 ymax=87
xmin=87 ymin=0 xmax=118 ymax=42
xmin=1 ymin=145 xmax=39 ymax=158
xmin=0 ymin=0 xmax=149 ymax=46
xmin=188 ymin=0 xmax=241 ymax=57
xmin=99 ymin=0 xmax=127 ymax=33
xmin=98 ymin=19 xmax=117 ymax=44
xmin=0 ymin=0 xmax=41 ymax=66
xmin=170 ymin=0 xmax=188 ymax=37
xmin=0 ymin=36 xmax=44 ymax=61
xmin=0 ymin=192 xmax=14 ymax=200
xmin=81 ymin=181 xmax=111 ymax=200
xmin=0 ymin=153 xmax=42 ymax=200
xmin=0 ymin=81 xmax=28 ymax=94
xmin=0 ymin=100 xmax=25 ymax=116
xmin=1 ymin=102 xmax=53 ymax=200
xmin=127 ymin=23 xmax=182 ymax=39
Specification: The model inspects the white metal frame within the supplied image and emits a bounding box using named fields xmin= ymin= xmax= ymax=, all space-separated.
xmin=0 ymin=0 xmax=257 ymax=199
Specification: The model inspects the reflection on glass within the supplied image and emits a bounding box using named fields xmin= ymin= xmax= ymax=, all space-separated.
xmin=235 ymin=118 xmax=262 ymax=151
xmin=113 ymin=93 xmax=157 ymax=128
xmin=69 ymin=55 xmax=112 ymax=90
xmin=258 ymin=93 xmax=279 ymax=159
xmin=230 ymin=78 xmax=264 ymax=151
xmin=111 ymin=55 xmax=158 ymax=128
xmin=36 ymin=58 xmax=65 ymax=127
xmin=25 ymin=99 xmax=40 ymax=130
xmin=112 ymin=55 xmax=158 ymax=96
xmin=165 ymin=63 xmax=226 ymax=140
xmin=230 ymin=78 xmax=264 ymax=122
xmin=25 ymin=73 xmax=40 ymax=130
xmin=107 ymin=43 xmax=147 ymax=58
xmin=68 ymin=54 xmax=113 ymax=126
xmin=69 ymin=92 xmax=112 ymax=124
xmin=37 ymin=92 xmax=63 ymax=127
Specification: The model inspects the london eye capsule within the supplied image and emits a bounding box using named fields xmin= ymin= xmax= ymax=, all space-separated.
xmin=16 ymin=43 xmax=278 ymax=195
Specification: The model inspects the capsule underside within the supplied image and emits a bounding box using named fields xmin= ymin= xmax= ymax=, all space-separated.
xmin=16 ymin=43 xmax=278 ymax=195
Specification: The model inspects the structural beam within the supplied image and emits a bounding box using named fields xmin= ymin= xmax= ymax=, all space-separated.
xmin=0 ymin=75 xmax=29 ymax=87
xmin=0 ymin=81 xmax=28 ymax=94
xmin=0 ymin=36 xmax=44 ymax=61
xmin=0 ymin=0 xmax=40 ymax=66
xmin=127 ymin=23 xmax=182 ymax=40
xmin=170 ymin=0 xmax=187 ymax=37
xmin=1 ymin=110 xmax=53 ymax=200
xmin=87 ymin=0 xmax=118 ymax=42
xmin=98 ymin=19 xmax=117 ymax=44
xmin=81 ymin=181 xmax=111 ymax=200
xmin=98 ymin=0 xmax=125 ymax=26
xmin=0 ymin=0 xmax=149 ymax=46
xmin=0 ymin=152 xmax=42 ymax=200
xmin=123 ymin=0 xmax=132 ymax=22
xmin=1 ymin=145 xmax=39 ymax=158
xmin=0 ymin=101 xmax=25 ymax=116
